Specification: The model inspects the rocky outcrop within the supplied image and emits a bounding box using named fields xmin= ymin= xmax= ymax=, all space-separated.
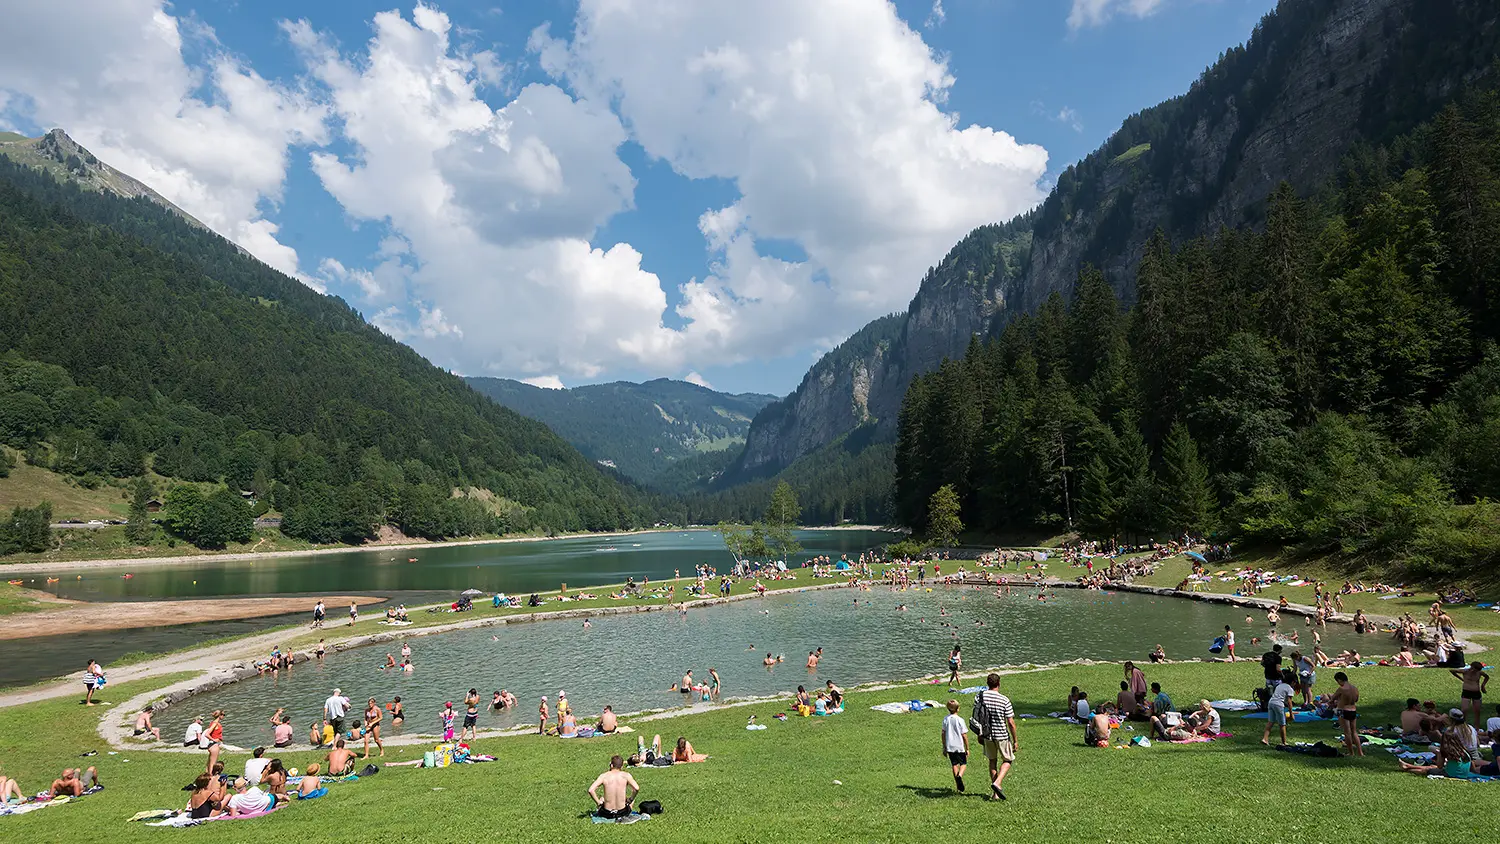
xmin=733 ymin=0 xmax=1497 ymax=482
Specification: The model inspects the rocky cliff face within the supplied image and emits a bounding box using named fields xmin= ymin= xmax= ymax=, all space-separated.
xmin=733 ymin=0 xmax=1496 ymax=483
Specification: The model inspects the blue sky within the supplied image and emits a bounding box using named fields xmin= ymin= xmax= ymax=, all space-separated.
xmin=0 ymin=0 xmax=1275 ymax=396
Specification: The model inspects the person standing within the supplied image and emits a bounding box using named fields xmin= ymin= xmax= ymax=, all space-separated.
xmin=1332 ymin=672 xmax=1363 ymax=756
xmin=312 ymin=600 xmax=325 ymax=629
xmin=362 ymin=698 xmax=384 ymax=758
xmin=971 ymin=672 xmax=1018 ymax=801
xmin=947 ymin=645 xmax=962 ymax=688
xmin=1452 ymin=661 xmax=1490 ymax=728
xmin=462 ymin=689 xmax=480 ymax=741
xmin=1124 ymin=661 xmax=1147 ymax=698
xmin=324 ymin=688 xmax=350 ymax=735
xmin=941 ymin=700 xmax=969 ymax=792
xmin=1261 ymin=671 xmax=1295 ymax=747
xmin=538 ymin=696 xmax=550 ymax=735
xmin=82 ymin=659 xmax=104 ymax=706
xmin=348 ymin=601 xmax=358 ymax=626
xmin=1224 ymin=625 xmax=1236 ymax=662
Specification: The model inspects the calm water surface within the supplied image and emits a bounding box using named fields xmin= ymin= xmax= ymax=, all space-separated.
xmin=0 ymin=530 xmax=890 ymax=687
xmin=166 ymin=584 xmax=1368 ymax=746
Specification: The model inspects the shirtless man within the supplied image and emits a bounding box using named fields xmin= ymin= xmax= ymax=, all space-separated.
xmin=134 ymin=707 xmax=161 ymax=740
xmin=587 ymin=755 xmax=641 ymax=820
xmin=806 ymin=651 xmax=820 ymax=669
xmin=599 ymin=706 xmax=618 ymax=734
xmin=326 ymin=739 xmax=354 ymax=776
xmin=50 ymin=767 xmax=98 ymax=797
xmin=763 ymin=652 xmax=777 ymax=667
xmin=1332 ymin=672 xmax=1363 ymax=756
xmin=1453 ymin=661 xmax=1489 ymax=727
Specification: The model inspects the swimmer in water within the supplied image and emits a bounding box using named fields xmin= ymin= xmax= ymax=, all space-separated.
xmin=583 ymin=619 xmax=592 ymax=630
xmin=764 ymin=653 xmax=777 ymax=666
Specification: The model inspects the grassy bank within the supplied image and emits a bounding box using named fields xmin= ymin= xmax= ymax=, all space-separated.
xmin=1 ymin=662 xmax=1493 ymax=842
xmin=1133 ymin=552 xmax=1500 ymax=638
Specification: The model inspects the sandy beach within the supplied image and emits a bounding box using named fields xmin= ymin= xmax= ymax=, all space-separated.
xmin=0 ymin=594 xmax=388 ymax=639
xmin=0 ymin=524 xmax=899 ymax=575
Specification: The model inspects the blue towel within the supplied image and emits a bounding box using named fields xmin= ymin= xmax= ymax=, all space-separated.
xmin=294 ymin=788 xmax=327 ymax=800
xmin=957 ymin=686 xmax=986 ymax=695
xmin=1241 ymin=711 xmax=1328 ymax=722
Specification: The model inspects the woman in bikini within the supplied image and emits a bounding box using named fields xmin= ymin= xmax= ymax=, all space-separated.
xmin=462 ymin=689 xmax=481 ymax=741
xmin=203 ymin=710 xmax=225 ymax=774
xmin=362 ymin=698 xmax=384 ymax=758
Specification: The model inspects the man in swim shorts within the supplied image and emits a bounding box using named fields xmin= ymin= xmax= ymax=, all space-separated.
xmin=1452 ymin=661 xmax=1489 ymax=728
xmin=588 ymin=755 xmax=640 ymax=820
xmin=1332 ymin=672 xmax=1362 ymax=756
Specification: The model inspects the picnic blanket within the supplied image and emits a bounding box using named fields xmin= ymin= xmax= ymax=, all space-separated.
xmin=1210 ymin=699 xmax=1259 ymax=711
xmin=1170 ymin=732 xmax=1232 ymax=744
xmin=591 ymin=812 xmax=651 ymax=824
xmin=870 ymin=700 xmax=940 ymax=714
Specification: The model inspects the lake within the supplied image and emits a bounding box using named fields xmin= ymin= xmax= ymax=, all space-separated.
xmin=0 ymin=529 xmax=893 ymax=687
xmin=161 ymin=583 xmax=1368 ymax=747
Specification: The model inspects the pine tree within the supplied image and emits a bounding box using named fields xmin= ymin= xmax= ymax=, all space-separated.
xmin=1430 ymin=104 xmax=1500 ymax=332
xmin=1077 ymin=454 xmax=1119 ymax=542
xmin=1160 ymin=422 xmax=1215 ymax=537
xmin=927 ymin=484 xmax=964 ymax=547
xmin=1258 ymin=182 xmax=1323 ymax=417
xmin=125 ymin=476 xmax=154 ymax=545
xmin=1112 ymin=413 xmax=1156 ymax=539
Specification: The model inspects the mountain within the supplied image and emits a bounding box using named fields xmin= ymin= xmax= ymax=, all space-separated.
xmin=0 ymin=135 xmax=651 ymax=549
xmin=729 ymin=0 xmax=1500 ymax=492
xmin=0 ymin=129 xmax=207 ymax=229
xmin=465 ymin=377 xmax=776 ymax=486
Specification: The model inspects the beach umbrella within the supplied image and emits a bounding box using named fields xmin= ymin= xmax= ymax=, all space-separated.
xmin=460 ymin=588 xmax=486 ymax=596
xmin=1185 ymin=551 xmax=1207 ymax=563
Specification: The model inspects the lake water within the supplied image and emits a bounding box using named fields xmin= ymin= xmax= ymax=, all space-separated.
xmin=162 ymin=584 xmax=1368 ymax=747
xmin=0 ymin=529 xmax=892 ymax=687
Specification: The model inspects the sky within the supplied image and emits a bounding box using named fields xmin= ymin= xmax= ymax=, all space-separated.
xmin=0 ymin=0 xmax=1275 ymax=396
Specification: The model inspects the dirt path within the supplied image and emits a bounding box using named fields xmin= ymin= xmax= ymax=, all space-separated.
xmin=0 ymin=595 xmax=387 ymax=639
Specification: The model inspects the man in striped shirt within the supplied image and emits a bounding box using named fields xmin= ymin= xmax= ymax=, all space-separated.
xmin=971 ymin=672 xmax=1019 ymax=800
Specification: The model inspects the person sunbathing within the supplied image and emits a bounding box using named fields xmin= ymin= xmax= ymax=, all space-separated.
xmin=50 ymin=766 xmax=99 ymax=797
xmin=599 ymin=706 xmax=618 ymax=734
xmin=1085 ymin=706 xmax=1113 ymax=747
xmin=560 ymin=711 xmax=578 ymax=738
xmin=260 ymin=759 xmax=288 ymax=798
xmin=0 ymin=766 xmax=24 ymax=805
xmin=133 ymin=708 xmax=161 ymax=741
xmin=1394 ymin=646 xmax=1417 ymax=667
xmin=672 ymin=736 xmax=707 ymax=763
xmin=225 ymin=777 xmax=274 ymax=817
xmin=326 ymin=739 xmax=355 ymax=776
xmin=185 ymin=774 xmax=221 ymax=819
xmin=297 ymin=763 xmax=322 ymax=797
xmin=588 ymin=755 xmax=640 ymax=820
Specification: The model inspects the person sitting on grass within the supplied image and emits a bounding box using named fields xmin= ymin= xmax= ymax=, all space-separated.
xmin=794 ymin=686 xmax=812 ymax=716
xmin=185 ymin=773 xmax=221 ymax=819
xmin=297 ymin=763 xmax=323 ymax=798
xmin=1400 ymin=698 xmax=1441 ymax=742
xmin=1085 ymin=704 xmax=1113 ymax=747
xmin=560 ymin=710 xmax=578 ymax=738
xmin=49 ymin=766 xmax=99 ymax=797
xmin=672 ymin=736 xmax=708 ymax=763
xmin=1149 ymin=644 xmax=1167 ymax=664
xmin=1190 ymin=700 xmax=1222 ymax=736
xmin=260 ymin=759 xmax=289 ymax=799
xmin=0 ymin=766 xmax=24 ymax=805
xmin=1398 ymin=726 xmax=1475 ymax=778
xmin=226 ymin=777 xmax=273 ymax=817
xmin=826 ymin=680 xmax=844 ymax=709
xmin=326 ymin=739 xmax=355 ymax=776
xmin=588 ymin=755 xmax=641 ymax=820
xmin=133 ymin=707 xmax=161 ymax=741
xmin=598 ymin=706 xmax=618 ymax=734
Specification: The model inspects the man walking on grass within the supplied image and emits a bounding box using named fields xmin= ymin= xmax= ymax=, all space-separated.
xmin=971 ymin=672 xmax=1019 ymax=801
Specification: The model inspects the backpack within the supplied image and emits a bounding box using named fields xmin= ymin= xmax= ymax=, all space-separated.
xmin=638 ymin=800 xmax=663 ymax=815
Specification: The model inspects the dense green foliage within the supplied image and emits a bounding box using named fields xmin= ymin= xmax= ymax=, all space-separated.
xmin=897 ymin=94 xmax=1500 ymax=577
xmin=0 ymin=154 xmax=652 ymax=553
xmin=466 ymin=377 xmax=775 ymax=486
xmin=0 ymin=501 xmax=51 ymax=555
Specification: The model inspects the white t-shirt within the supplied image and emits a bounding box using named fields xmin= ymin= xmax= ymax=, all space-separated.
xmin=1075 ymin=699 xmax=1091 ymax=720
xmin=183 ymin=722 xmax=203 ymax=745
xmin=1485 ymin=716 xmax=1500 ymax=737
xmin=228 ymin=786 xmax=272 ymax=815
xmin=1226 ymin=631 xmax=1235 ymax=646
xmin=942 ymin=713 xmax=968 ymax=753
xmin=1269 ymin=683 xmax=1295 ymax=709
xmin=244 ymin=758 xmax=271 ymax=785
xmin=1204 ymin=709 xmax=1222 ymax=733
xmin=325 ymin=695 xmax=349 ymax=720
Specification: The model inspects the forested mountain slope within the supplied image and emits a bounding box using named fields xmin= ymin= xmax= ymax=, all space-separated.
xmin=721 ymin=0 xmax=1500 ymax=518
xmin=896 ymin=90 xmax=1500 ymax=577
xmin=465 ymin=377 xmax=776 ymax=485
xmin=0 ymin=146 xmax=650 ymax=549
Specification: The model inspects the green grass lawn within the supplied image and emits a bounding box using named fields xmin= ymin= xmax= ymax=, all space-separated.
xmin=2 ymin=663 xmax=1495 ymax=842
xmin=0 ymin=583 xmax=57 ymax=617
xmin=1135 ymin=552 xmax=1500 ymax=638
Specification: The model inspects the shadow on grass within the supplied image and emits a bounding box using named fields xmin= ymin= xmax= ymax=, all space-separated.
xmin=896 ymin=784 xmax=983 ymax=800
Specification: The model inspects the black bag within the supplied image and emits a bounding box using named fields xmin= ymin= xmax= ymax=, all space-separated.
xmin=638 ymin=800 xmax=663 ymax=815
xmin=359 ymin=764 xmax=380 ymax=777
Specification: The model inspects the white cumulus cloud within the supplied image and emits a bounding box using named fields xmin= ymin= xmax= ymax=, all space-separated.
xmin=1067 ymin=0 xmax=1167 ymax=31
xmin=533 ymin=0 xmax=1049 ymax=371
xmin=0 ymin=0 xmax=327 ymax=279
xmin=683 ymin=371 xmax=713 ymax=389
xmin=522 ymin=375 xmax=565 ymax=389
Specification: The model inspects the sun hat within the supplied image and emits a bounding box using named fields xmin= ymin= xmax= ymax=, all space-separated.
xmin=1449 ymin=708 xmax=1465 ymax=720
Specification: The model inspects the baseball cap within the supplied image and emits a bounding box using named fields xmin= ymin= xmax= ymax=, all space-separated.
xmin=1450 ymin=708 xmax=1465 ymax=719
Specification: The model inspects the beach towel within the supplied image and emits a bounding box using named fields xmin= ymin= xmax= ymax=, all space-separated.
xmin=591 ymin=809 xmax=651 ymax=827
xmin=1427 ymin=773 xmax=1498 ymax=783
xmin=294 ymin=788 xmax=327 ymax=800
xmin=746 ymin=724 xmax=767 ymax=731
xmin=1210 ymin=699 xmax=1259 ymax=711
xmin=870 ymin=700 xmax=940 ymax=714
xmin=127 ymin=810 xmax=177 ymax=822
xmin=1170 ymin=732 xmax=1232 ymax=744
xmin=1241 ymin=711 xmax=1328 ymax=723
xmin=956 ymin=686 xmax=986 ymax=695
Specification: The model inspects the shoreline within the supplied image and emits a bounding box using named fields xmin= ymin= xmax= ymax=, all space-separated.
xmin=0 ymin=594 xmax=388 ymax=640
xmin=0 ymin=524 xmax=901 ymax=575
